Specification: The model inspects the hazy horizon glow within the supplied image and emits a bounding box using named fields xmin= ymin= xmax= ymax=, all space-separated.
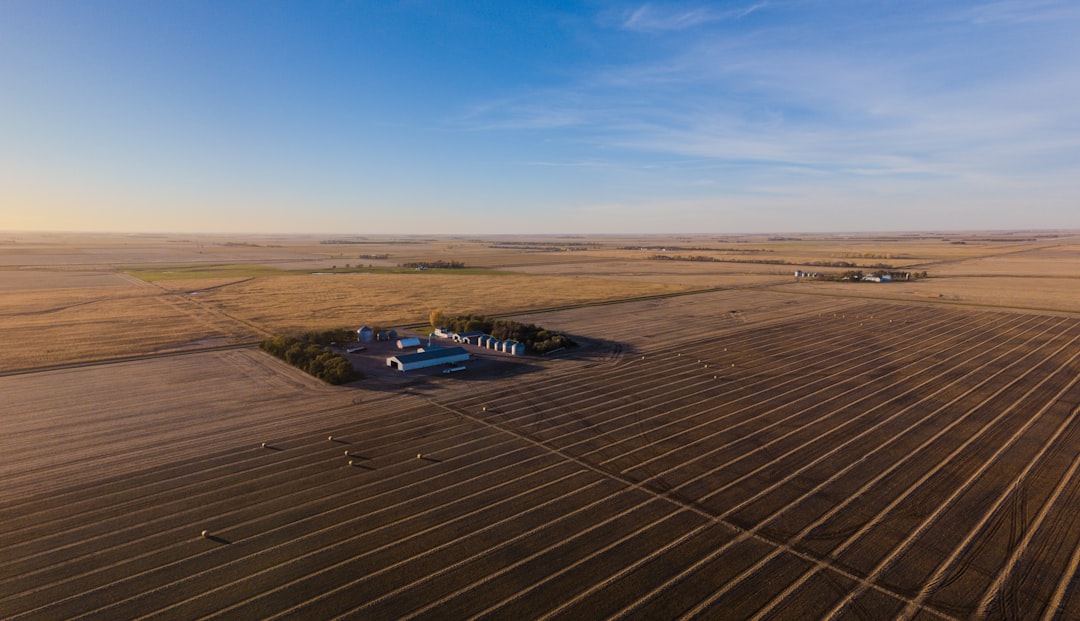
xmin=2 ymin=1 xmax=1078 ymax=234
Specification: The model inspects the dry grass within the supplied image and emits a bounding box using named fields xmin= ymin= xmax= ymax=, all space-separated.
xmin=775 ymin=275 xmax=1080 ymax=314
xmin=2 ymin=231 xmax=1078 ymax=370
xmin=927 ymin=244 xmax=1080 ymax=277
xmin=197 ymin=272 xmax=694 ymax=334
xmin=503 ymin=260 xmax=793 ymax=287
xmin=0 ymin=269 xmax=134 ymax=291
xmin=0 ymin=286 xmax=259 ymax=371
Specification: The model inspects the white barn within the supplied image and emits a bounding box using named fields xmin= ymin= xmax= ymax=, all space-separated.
xmin=386 ymin=346 xmax=470 ymax=372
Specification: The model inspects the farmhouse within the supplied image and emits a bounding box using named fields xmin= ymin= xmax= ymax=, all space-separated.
xmin=386 ymin=346 xmax=470 ymax=371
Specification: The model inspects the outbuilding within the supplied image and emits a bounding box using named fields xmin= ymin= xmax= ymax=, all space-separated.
xmin=454 ymin=331 xmax=485 ymax=344
xmin=396 ymin=337 xmax=422 ymax=349
xmin=386 ymin=346 xmax=470 ymax=372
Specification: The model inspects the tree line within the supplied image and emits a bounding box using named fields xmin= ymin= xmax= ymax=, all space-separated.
xmin=260 ymin=331 xmax=361 ymax=384
xmin=401 ymin=260 xmax=465 ymax=269
xmin=818 ymin=270 xmax=929 ymax=281
xmin=651 ymin=254 xmax=898 ymax=269
xmin=429 ymin=311 xmax=577 ymax=354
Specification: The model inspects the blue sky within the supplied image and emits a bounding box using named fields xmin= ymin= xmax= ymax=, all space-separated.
xmin=2 ymin=0 xmax=1078 ymax=234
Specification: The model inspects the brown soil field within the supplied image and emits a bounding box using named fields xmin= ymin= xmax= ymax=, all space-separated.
xmin=3 ymin=281 xmax=1080 ymax=618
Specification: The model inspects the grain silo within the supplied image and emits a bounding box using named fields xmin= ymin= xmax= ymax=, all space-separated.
xmin=357 ymin=326 xmax=374 ymax=343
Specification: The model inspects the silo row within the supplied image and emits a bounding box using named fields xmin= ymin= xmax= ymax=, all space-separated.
xmin=477 ymin=335 xmax=524 ymax=355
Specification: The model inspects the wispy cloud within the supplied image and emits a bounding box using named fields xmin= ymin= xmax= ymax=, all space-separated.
xmin=449 ymin=0 xmax=1080 ymax=229
xmin=620 ymin=2 xmax=766 ymax=32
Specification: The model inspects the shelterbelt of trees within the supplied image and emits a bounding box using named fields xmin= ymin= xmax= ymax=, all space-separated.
xmin=401 ymin=260 xmax=465 ymax=269
xmin=430 ymin=311 xmax=577 ymax=355
xmin=260 ymin=329 xmax=361 ymax=384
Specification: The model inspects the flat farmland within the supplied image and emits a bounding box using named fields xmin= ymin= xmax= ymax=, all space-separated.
xmin=191 ymin=272 xmax=692 ymax=335
xmin=3 ymin=290 xmax=1080 ymax=619
xmin=0 ymin=284 xmax=262 ymax=372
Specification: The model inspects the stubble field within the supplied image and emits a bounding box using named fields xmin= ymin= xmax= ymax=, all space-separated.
xmin=2 ymin=230 xmax=1080 ymax=619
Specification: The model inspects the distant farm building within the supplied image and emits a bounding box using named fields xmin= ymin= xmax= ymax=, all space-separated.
xmin=396 ymin=337 xmax=422 ymax=349
xmin=357 ymin=326 xmax=374 ymax=343
xmin=454 ymin=331 xmax=485 ymax=345
xmin=431 ymin=330 xmax=526 ymax=355
xmin=386 ymin=346 xmax=470 ymax=372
